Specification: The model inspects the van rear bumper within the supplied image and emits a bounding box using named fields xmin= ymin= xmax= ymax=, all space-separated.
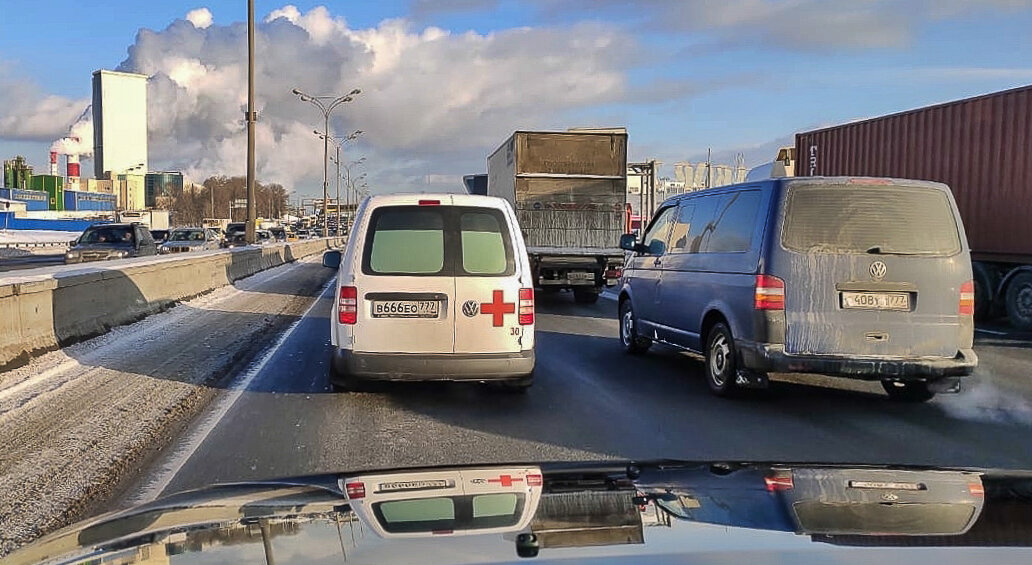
xmin=333 ymin=349 xmax=535 ymax=381
xmin=738 ymin=343 xmax=977 ymax=380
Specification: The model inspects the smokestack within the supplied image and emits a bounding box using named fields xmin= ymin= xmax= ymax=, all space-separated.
xmin=67 ymin=154 xmax=80 ymax=192
xmin=49 ymin=151 xmax=58 ymax=176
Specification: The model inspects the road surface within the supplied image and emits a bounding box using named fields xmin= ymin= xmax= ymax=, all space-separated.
xmin=2 ymin=256 xmax=1032 ymax=555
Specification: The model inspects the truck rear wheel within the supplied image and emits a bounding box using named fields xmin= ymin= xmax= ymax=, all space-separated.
xmin=573 ymin=288 xmax=600 ymax=304
xmin=1005 ymin=271 xmax=1032 ymax=330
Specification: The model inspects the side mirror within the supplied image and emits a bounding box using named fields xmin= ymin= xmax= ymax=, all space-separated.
xmin=619 ymin=233 xmax=637 ymax=251
xmin=322 ymin=250 xmax=342 ymax=269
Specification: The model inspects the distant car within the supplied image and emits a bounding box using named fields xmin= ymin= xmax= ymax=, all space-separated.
xmin=296 ymin=229 xmax=311 ymax=239
xmin=66 ymin=223 xmax=158 ymax=264
xmin=256 ymin=229 xmax=273 ymax=244
xmin=159 ymin=227 xmax=221 ymax=254
xmin=617 ymin=176 xmax=977 ymax=402
xmin=270 ymin=227 xmax=287 ymax=242
xmin=323 ymin=193 xmax=535 ymax=392
xmin=149 ymin=229 xmax=170 ymax=243
xmin=224 ymin=232 xmax=248 ymax=248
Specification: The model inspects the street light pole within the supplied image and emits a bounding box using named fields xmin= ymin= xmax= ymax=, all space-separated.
xmin=245 ymin=0 xmax=257 ymax=243
xmin=291 ymin=88 xmax=361 ymax=237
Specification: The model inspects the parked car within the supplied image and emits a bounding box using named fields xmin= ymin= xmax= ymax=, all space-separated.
xmin=65 ymin=223 xmax=158 ymax=264
xmin=149 ymin=229 xmax=170 ymax=243
xmin=159 ymin=227 xmax=222 ymax=254
xmin=322 ymin=193 xmax=536 ymax=392
xmin=617 ymin=176 xmax=976 ymax=402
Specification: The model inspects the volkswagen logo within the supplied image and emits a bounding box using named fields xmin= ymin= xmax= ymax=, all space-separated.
xmin=462 ymin=300 xmax=480 ymax=317
xmin=870 ymin=261 xmax=887 ymax=281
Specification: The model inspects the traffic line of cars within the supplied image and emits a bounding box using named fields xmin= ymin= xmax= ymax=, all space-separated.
xmin=322 ymin=176 xmax=978 ymax=401
xmin=65 ymin=222 xmax=287 ymax=264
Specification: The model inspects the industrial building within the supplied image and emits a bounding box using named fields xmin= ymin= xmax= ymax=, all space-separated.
xmin=145 ymin=172 xmax=184 ymax=207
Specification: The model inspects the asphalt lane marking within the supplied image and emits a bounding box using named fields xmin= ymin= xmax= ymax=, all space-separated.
xmin=132 ymin=276 xmax=336 ymax=504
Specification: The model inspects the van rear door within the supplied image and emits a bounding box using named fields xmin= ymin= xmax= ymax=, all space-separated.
xmin=776 ymin=180 xmax=970 ymax=358
xmin=453 ymin=204 xmax=531 ymax=354
xmin=351 ymin=202 xmax=456 ymax=354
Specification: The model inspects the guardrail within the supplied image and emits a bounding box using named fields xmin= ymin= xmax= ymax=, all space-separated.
xmin=0 ymin=238 xmax=343 ymax=371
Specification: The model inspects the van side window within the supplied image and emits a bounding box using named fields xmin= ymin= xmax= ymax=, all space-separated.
xmin=668 ymin=203 xmax=695 ymax=253
xmin=641 ymin=206 xmax=677 ymax=255
xmin=683 ymin=196 xmax=720 ymax=253
xmin=706 ymin=191 xmax=762 ymax=253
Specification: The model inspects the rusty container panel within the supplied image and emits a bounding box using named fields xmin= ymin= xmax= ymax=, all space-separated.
xmin=796 ymin=85 xmax=1032 ymax=263
xmin=514 ymin=131 xmax=627 ymax=177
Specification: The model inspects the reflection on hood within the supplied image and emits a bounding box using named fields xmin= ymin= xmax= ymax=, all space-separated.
xmin=7 ymin=462 xmax=1032 ymax=565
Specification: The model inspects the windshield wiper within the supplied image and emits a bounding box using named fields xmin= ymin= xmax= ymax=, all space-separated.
xmin=865 ymin=246 xmax=925 ymax=256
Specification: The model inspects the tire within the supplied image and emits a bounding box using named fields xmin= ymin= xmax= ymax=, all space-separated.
xmin=573 ymin=288 xmax=600 ymax=304
xmin=328 ymin=350 xmax=364 ymax=392
xmin=704 ymin=323 xmax=740 ymax=397
xmin=972 ymin=263 xmax=995 ymax=321
xmin=619 ymin=300 xmax=652 ymax=355
xmin=496 ymin=372 xmax=534 ymax=393
xmin=1005 ymin=271 xmax=1032 ymax=331
xmin=881 ymin=380 xmax=935 ymax=402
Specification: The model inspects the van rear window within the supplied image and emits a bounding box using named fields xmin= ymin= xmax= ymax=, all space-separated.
xmin=363 ymin=206 xmax=515 ymax=277
xmin=781 ymin=185 xmax=962 ymax=255
xmin=368 ymin=209 xmax=446 ymax=274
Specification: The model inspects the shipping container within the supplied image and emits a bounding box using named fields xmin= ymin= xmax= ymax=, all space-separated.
xmin=795 ymin=84 xmax=1032 ymax=327
xmin=487 ymin=130 xmax=628 ymax=303
xmin=0 ymin=188 xmax=50 ymax=211
xmin=64 ymin=189 xmax=117 ymax=212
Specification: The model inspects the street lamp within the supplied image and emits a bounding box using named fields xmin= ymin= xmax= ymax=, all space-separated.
xmin=291 ymin=87 xmax=360 ymax=237
xmin=316 ymin=130 xmax=363 ymax=238
xmin=342 ymin=159 xmax=366 ymax=232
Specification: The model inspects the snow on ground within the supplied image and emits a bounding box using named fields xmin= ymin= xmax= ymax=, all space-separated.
xmin=0 ymin=230 xmax=78 ymax=245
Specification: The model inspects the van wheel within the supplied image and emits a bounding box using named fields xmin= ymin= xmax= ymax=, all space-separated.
xmin=574 ymin=288 xmax=600 ymax=304
xmin=329 ymin=351 xmax=363 ymax=392
xmin=1005 ymin=272 xmax=1032 ymax=331
xmin=497 ymin=373 xmax=534 ymax=393
xmin=881 ymin=380 xmax=935 ymax=402
xmin=619 ymin=300 xmax=652 ymax=354
xmin=705 ymin=323 xmax=740 ymax=397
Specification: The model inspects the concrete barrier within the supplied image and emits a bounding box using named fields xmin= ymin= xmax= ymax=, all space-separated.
xmin=0 ymin=239 xmax=341 ymax=371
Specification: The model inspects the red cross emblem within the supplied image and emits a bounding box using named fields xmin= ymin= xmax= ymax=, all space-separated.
xmin=487 ymin=474 xmax=523 ymax=487
xmin=480 ymin=290 xmax=515 ymax=327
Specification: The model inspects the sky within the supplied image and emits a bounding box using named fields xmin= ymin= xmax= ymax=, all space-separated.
xmin=1 ymin=0 xmax=1031 ymax=197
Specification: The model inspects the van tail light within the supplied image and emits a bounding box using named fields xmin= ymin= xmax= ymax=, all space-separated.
xmin=755 ymin=275 xmax=785 ymax=310
xmin=339 ymin=286 xmax=358 ymax=324
xmin=519 ymin=288 xmax=534 ymax=325
xmin=959 ymin=280 xmax=975 ymax=315
xmin=764 ymin=472 xmax=794 ymax=492
xmin=345 ymin=481 xmax=366 ymax=499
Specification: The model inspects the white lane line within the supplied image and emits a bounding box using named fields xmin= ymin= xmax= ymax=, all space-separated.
xmin=975 ymin=328 xmax=1009 ymax=336
xmin=132 ymin=276 xmax=336 ymax=504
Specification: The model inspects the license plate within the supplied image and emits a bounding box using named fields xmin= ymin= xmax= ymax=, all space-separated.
xmin=371 ymin=300 xmax=440 ymax=318
xmin=841 ymin=292 xmax=910 ymax=311
xmin=568 ymin=272 xmax=594 ymax=281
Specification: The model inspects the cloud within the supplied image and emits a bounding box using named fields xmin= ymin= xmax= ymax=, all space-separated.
xmin=534 ymin=0 xmax=1032 ymax=50
xmin=185 ymin=7 xmax=213 ymax=29
xmin=112 ymin=6 xmax=634 ymax=191
xmin=0 ymin=65 xmax=90 ymax=142
xmin=410 ymin=0 xmax=499 ymax=19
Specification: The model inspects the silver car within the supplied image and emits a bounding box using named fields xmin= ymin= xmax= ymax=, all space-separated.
xmin=159 ymin=227 xmax=222 ymax=254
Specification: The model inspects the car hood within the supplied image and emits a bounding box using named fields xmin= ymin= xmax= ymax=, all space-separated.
xmin=7 ymin=461 xmax=1032 ymax=565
